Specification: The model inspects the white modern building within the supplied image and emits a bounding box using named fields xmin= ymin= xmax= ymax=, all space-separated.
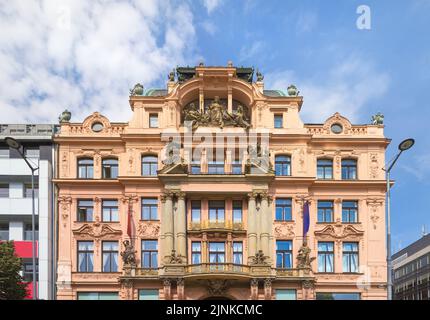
xmin=0 ymin=124 xmax=57 ymax=300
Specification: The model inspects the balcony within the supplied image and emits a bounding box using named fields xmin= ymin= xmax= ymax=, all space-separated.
xmin=186 ymin=263 xmax=250 ymax=276
xmin=122 ymin=264 xmax=314 ymax=282
xmin=188 ymin=220 xmax=245 ymax=233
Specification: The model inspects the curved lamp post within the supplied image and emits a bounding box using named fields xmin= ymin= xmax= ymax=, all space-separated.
xmin=384 ymin=138 xmax=415 ymax=300
xmin=4 ymin=137 xmax=38 ymax=300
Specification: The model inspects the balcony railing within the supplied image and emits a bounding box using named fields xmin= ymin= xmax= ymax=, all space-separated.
xmin=186 ymin=263 xmax=250 ymax=274
xmin=124 ymin=264 xmax=313 ymax=279
xmin=188 ymin=220 xmax=245 ymax=231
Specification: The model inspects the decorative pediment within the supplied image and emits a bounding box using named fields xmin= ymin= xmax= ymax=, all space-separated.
xmin=322 ymin=112 xmax=352 ymax=134
xmin=80 ymin=112 xmax=112 ymax=134
xmin=158 ymin=160 xmax=188 ymax=174
xmin=314 ymin=220 xmax=364 ymax=239
xmin=73 ymin=218 xmax=122 ymax=239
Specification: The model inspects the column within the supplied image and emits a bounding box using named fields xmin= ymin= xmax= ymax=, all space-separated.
xmin=175 ymin=192 xmax=186 ymax=262
xmin=163 ymin=279 xmax=172 ymax=300
xmin=202 ymin=233 xmax=208 ymax=263
xmin=177 ymin=279 xmax=185 ymax=300
xmin=260 ymin=192 xmax=270 ymax=259
xmin=264 ymin=278 xmax=272 ymax=300
xmin=163 ymin=192 xmax=174 ymax=261
xmin=247 ymin=193 xmax=257 ymax=262
xmin=268 ymin=197 xmax=275 ymax=264
xmin=160 ymin=195 xmax=166 ymax=259
xmin=250 ymin=279 xmax=259 ymax=300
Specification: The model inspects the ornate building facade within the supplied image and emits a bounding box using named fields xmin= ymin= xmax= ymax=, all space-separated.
xmin=54 ymin=65 xmax=388 ymax=300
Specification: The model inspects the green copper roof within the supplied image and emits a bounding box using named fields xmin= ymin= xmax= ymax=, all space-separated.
xmin=176 ymin=66 xmax=254 ymax=83
xmin=263 ymin=90 xmax=286 ymax=97
xmin=144 ymin=89 xmax=168 ymax=97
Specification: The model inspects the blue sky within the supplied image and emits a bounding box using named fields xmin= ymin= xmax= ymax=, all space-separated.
xmin=1 ymin=0 xmax=429 ymax=250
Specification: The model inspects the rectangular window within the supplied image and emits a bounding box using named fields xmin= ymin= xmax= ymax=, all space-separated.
xmin=102 ymin=241 xmax=118 ymax=272
xmin=275 ymin=198 xmax=292 ymax=221
xmin=208 ymin=242 xmax=225 ymax=263
xmin=0 ymin=224 xmax=9 ymax=241
xmin=0 ymin=184 xmax=9 ymax=198
xmin=77 ymin=292 xmax=118 ymax=300
xmin=318 ymin=242 xmax=334 ymax=273
xmin=231 ymin=159 xmax=242 ymax=174
xmin=0 ymin=148 xmax=9 ymax=158
xmin=191 ymin=200 xmax=201 ymax=222
xmin=77 ymin=241 xmax=94 ymax=272
xmin=102 ymin=200 xmax=119 ymax=222
xmin=22 ymin=262 xmax=39 ymax=282
xmin=149 ymin=114 xmax=159 ymax=128
xmin=274 ymin=114 xmax=283 ymax=128
xmin=142 ymin=240 xmax=158 ymax=269
xmin=208 ymin=161 xmax=225 ymax=174
xmin=24 ymin=183 xmax=39 ymax=198
xmin=343 ymin=242 xmax=359 ymax=273
xmin=233 ymin=242 xmax=243 ymax=264
xmin=341 ymin=159 xmax=357 ymax=180
xmin=317 ymin=159 xmax=333 ymax=179
xmin=191 ymin=242 xmax=201 ymax=264
xmin=316 ymin=292 xmax=360 ymax=300
xmin=208 ymin=200 xmax=225 ymax=223
xmin=276 ymin=289 xmax=296 ymax=300
xmin=232 ymin=200 xmax=243 ymax=223
xmin=24 ymin=147 xmax=40 ymax=158
xmin=191 ymin=159 xmax=201 ymax=174
xmin=102 ymin=159 xmax=118 ymax=179
xmin=342 ymin=201 xmax=358 ymax=223
xmin=142 ymin=156 xmax=158 ymax=176
xmin=317 ymin=200 xmax=334 ymax=223
xmin=276 ymin=240 xmax=292 ymax=269
xmin=275 ymin=156 xmax=291 ymax=176
xmin=139 ymin=289 xmax=159 ymax=300
xmin=142 ymin=198 xmax=158 ymax=220
xmin=78 ymin=159 xmax=94 ymax=179
xmin=77 ymin=200 xmax=93 ymax=222
xmin=24 ymin=224 xmax=39 ymax=241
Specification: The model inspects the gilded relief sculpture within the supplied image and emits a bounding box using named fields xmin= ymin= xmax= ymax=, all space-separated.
xmin=182 ymin=96 xmax=250 ymax=130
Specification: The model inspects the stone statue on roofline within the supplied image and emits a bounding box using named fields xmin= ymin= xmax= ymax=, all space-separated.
xmin=256 ymin=70 xmax=264 ymax=81
xmin=129 ymin=83 xmax=144 ymax=96
xmin=371 ymin=112 xmax=384 ymax=125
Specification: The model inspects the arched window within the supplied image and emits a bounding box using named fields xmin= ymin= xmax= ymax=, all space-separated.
xmin=142 ymin=155 xmax=158 ymax=176
xmin=275 ymin=155 xmax=291 ymax=176
xmin=341 ymin=159 xmax=357 ymax=180
xmin=317 ymin=159 xmax=333 ymax=179
xmin=77 ymin=158 xmax=93 ymax=179
xmin=102 ymin=158 xmax=118 ymax=179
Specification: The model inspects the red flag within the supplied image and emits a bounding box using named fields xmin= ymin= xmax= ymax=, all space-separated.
xmin=127 ymin=200 xmax=134 ymax=239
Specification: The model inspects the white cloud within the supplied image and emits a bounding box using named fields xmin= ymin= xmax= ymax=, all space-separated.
xmin=400 ymin=154 xmax=430 ymax=182
xmin=0 ymin=0 xmax=197 ymax=123
xmin=296 ymin=11 xmax=318 ymax=34
xmin=239 ymin=41 xmax=265 ymax=62
xmin=201 ymin=20 xmax=217 ymax=35
xmin=266 ymin=56 xmax=390 ymax=123
xmin=202 ymin=0 xmax=223 ymax=14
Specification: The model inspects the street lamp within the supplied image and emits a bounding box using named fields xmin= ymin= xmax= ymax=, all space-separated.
xmin=384 ymin=138 xmax=415 ymax=300
xmin=4 ymin=137 xmax=38 ymax=300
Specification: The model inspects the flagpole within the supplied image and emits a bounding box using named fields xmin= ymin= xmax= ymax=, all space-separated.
xmin=302 ymin=197 xmax=306 ymax=246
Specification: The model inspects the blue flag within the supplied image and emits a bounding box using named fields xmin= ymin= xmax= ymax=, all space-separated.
xmin=303 ymin=201 xmax=310 ymax=237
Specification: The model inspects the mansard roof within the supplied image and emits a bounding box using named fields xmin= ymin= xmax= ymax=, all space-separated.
xmin=176 ymin=65 xmax=254 ymax=83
